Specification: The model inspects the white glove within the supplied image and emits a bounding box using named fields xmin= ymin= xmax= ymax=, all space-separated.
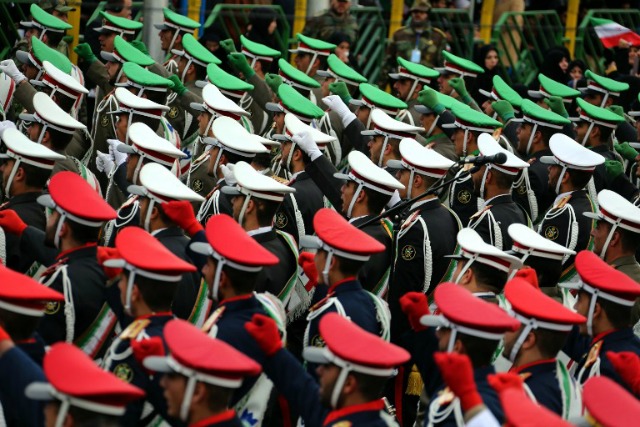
xmin=322 ymin=95 xmax=356 ymax=127
xmin=292 ymin=131 xmax=322 ymax=162
xmin=96 ymin=150 xmax=114 ymax=174
xmin=0 ymin=60 xmax=26 ymax=85
xmin=0 ymin=120 xmax=16 ymax=139
xmin=220 ymin=163 xmax=237 ymax=186
xmin=107 ymin=139 xmax=128 ymax=167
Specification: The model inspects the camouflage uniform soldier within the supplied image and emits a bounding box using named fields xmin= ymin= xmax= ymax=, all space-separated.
xmin=380 ymin=0 xmax=447 ymax=88
xmin=302 ymin=0 xmax=359 ymax=45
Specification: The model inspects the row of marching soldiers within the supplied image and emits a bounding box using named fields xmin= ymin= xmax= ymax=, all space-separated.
xmin=0 ymin=3 xmax=640 ymax=427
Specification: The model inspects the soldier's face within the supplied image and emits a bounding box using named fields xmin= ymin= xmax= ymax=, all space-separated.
xmin=159 ymin=373 xmax=187 ymax=418
xmin=451 ymin=128 xmax=467 ymax=156
xmin=206 ymin=146 xmax=221 ymax=177
xmin=25 ymin=28 xmax=40 ymax=46
xmin=321 ymin=77 xmax=335 ymax=98
xmin=197 ymin=111 xmax=213 ymax=136
xmin=177 ymin=57 xmax=188 ymax=76
xmin=471 ymin=164 xmax=486 ymax=197
xmin=44 ymin=402 xmax=66 ymax=427
xmin=125 ymin=154 xmax=140 ymax=182
xmin=202 ymin=257 xmax=217 ymax=295
xmin=0 ymin=159 xmax=14 ymax=191
xmin=573 ymin=291 xmax=591 ymax=335
xmin=419 ymin=112 xmax=437 ymax=133
xmin=317 ymin=362 xmax=341 ymax=407
xmin=105 ymin=61 xmax=121 ymax=82
xmin=516 ymin=123 xmax=533 ymax=155
xmin=280 ymin=141 xmax=293 ymax=169
xmin=331 ymin=0 xmax=351 ymax=15
xmin=411 ymin=10 xmax=428 ymax=25
xmin=481 ymin=99 xmax=494 ymax=116
xmin=502 ymin=326 xmax=524 ymax=360
xmin=294 ymin=53 xmax=312 ymax=73
xmin=583 ymin=92 xmax=603 ymax=107
xmin=367 ymin=134 xmax=385 ymax=164
xmin=590 ymin=220 xmax=612 ymax=256
xmin=574 ymin=121 xmax=589 ymax=143
xmin=23 ymin=63 xmax=39 ymax=80
xmin=231 ymin=194 xmax=247 ymax=224
xmin=547 ymin=165 xmax=561 ymax=191
xmin=273 ymin=112 xmax=285 ymax=134
xmin=315 ymin=249 xmax=328 ymax=284
xmin=435 ymin=327 xmax=453 ymax=352
xmin=438 ymin=74 xmax=454 ymax=94
xmin=99 ymin=32 xmax=117 ymax=52
xmin=396 ymin=169 xmax=411 ymax=199
xmin=159 ymin=29 xmax=174 ymax=51
xmin=115 ymin=114 xmax=129 ymax=142
xmin=356 ymin=106 xmax=370 ymax=126
xmin=340 ymin=180 xmax=357 ymax=216
xmin=393 ymin=78 xmax=413 ymax=100
xmin=44 ymin=210 xmax=61 ymax=247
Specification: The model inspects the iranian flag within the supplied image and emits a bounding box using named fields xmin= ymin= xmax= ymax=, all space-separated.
xmin=591 ymin=17 xmax=640 ymax=48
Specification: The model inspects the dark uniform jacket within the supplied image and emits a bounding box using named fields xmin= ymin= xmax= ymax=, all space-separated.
xmin=274 ymin=171 xmax=325 ymax=242
xmin=197 ymin=178 xmax=233 ymax=227
xmin=564 ymin=327 xmax=640 ymax=394
xmin=468 ymin=193 xmax=529 ymax=250
xmin=192 ymin=411 xmax=243 ymax=426
xmin=0 ymin=347 xmax=45 ymax=427
xmin=512 ymin=149 xmax=555 ymax=225
xmin=1 ymin=192 xmax=45 ymax=272
xmin=251 ymin=228 xmax=298 ymax=300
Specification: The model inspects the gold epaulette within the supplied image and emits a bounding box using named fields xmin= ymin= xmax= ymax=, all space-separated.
xmin=119 ymin=318 xmax=150 ymax=340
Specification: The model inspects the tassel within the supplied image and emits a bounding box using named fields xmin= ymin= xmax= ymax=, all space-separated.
xmin=406 ymin=364 xmax=424 ymax=396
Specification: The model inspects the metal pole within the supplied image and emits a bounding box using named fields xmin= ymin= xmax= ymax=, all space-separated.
xmin=143 ymin=0 xmax=168 ymax=62
xmin=565 ymin=0 xmax=581 ymax=57
xmin=479 ymin=0 xmax=496 ymax=44
xmin=67 ymin=0 xmax=82 ymax=63
xmin=388 ymin=0 xmax=404 ymax=38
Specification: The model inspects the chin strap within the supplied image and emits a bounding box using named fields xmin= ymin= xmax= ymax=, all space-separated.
xmin=581 ymin=122 xmax=594 ymax=146
xmin=462 ymin=129 xmax=469 ymax=157
xmin=599 ymin=218 xmax=620 ymax=260
xmin=425 ymin=115 xmax=440 ymax=137
xmin=142 ymin=199 xmax=155 ymax=232
xmin=304 ymin=53 xmax=319 ymax=75
xmin=54 ymin=399 xmax=71 ymax=427
xmin=525 ymin=123 xmax=538 ymax=155
xmin=124 ymin=270 xmax=137 ymax=316
xmin=330 ymin=364 xmax=351 ymax=408
xmin=180 ymin=376 xmax=197 ymax=422
xmin=405 ymin=80 xmax=420 ymax=103
xmin=322 ymin=250 xmax=334 ymax=285
xmin=3 ymin=158 xmax=20 ymax=199
xmin=555 ymin=167 xmax=567 ymax=195
xmin=377 ymin=135 xmax=390 ymax=168
xmin=237 ymin=194 xmax=252 ymax=227
xmin=346 ymin=183 xmax=364 ymax=219
xmin=453 ymin=254 xmax=478 ymax=284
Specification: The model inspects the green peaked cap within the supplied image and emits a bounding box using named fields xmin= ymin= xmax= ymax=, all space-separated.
xmin=278 ymin=58 xmax=321 ymax=89
xmin=392 ymin=57 xmax=439 ymax=81
xmin=158 ymin=7 xmax=200 ymax=31
xmin=278 ymin=84 xmax=325 ymax=119
xmin=584 ymin=69 xmax=629 ymax=95
xmin=240 ymin=35 xmax=280 ymax=59
xmin=119 ymin=62 xmax=175 ymax=90
xmin=521 ymin=99 xmax=571 ymax=128
xmin=350 ymin=83 xmax=407 ymax=114
xmin=576 ymin=98 xmax=625 ymax=127
xmin=441 ymin=51 xmax=484 ymax=77
xmin=491 ymin=75 xmax=523 ymax=109
xmin=448 ymin=104 xmax=502 ymax=129
xmin=294 ymin=33 xmax=336 ymax=53
xmin=317 ymin=54 xmax=367 ymax=85
xmin=30 ymin=36 xmax=72 ymax=73
xmin=538 ymin=74 xmax=580 ymax=99
xmin=27 ymin=4 xmax=72 ymax=31
xmin=99 ymin=11 xmax=143 ymax=32
xmin=102 ymin=36 xmax=155 ymax=67
xmin=205 ymin=63 xmax=254 ymax=93
xmin=177 ymin=33 xmax=221 ymax=66
xmin=438 ymin=92 xmax=466 ymax=111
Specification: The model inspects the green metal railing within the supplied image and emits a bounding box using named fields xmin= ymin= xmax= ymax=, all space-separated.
xmin=575 ymin=9 xmax=640 ymax=74
xmin=203 ymin=4 xmax=290 ymax=58
xmin=351 ymin=7 xmax=387 ymax=84
xmin=491 ymin=11 xmax=566 ymax=85
xmin=0 ymin=1 xmax=30 ymax=59
xmin=429 ymin=8 xmax=475 ymax=59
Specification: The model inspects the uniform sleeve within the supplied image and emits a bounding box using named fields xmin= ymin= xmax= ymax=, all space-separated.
xmin=0 ymin=346 xmax=45 ymax=427
xmin=247 ymin=74 xmax=274 ymax=111
xmin=86 ymin=60 xmax=113 ymax=95
xmin=19 ymin=226 xmax=58 ymax=267
xmin=274 ymin=194 xmax=300 ymax=243
xmin=342 ymin=116 xmax=368 ymax=154
xmin=263 ymin=348 xmax=327 ymax=427
xmin=13 ymin=81 xmax=37 ymax=113
xmin=561 ymin=326 xmax=590 ymax=364
xmin=305 ymin=155 xmax=343 ymax=211
xmin=401 ymin=328 xmax=443 ymax=396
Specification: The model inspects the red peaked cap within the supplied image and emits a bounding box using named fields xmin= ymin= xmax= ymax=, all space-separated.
xmin=48 ymin=171 xmax=116 ymax=222
xmin=583 ymin=376 xmax=640 ymax=427
xmin=206 ymin=214 xmax=279 ymax=267
xmin=313 ymin=208 xmax=385 ymax=256
xmin=575 ymin=250 xmax=640 ymax=302
xmin=505 ymin=278 xmax=586 ymax=325
xmin=319 ymin=312 xmax=410 ymax=369
xmin=434 ymin=283 xmax=521 ymax=333
xmin=165 ymin=319 xmax=262 ymax=378
xmin=44 ymin=342 xmax=145 ymax=407
xmin=115 ymin=227 xmax=197 ymax=275
xmin=501 ymin=389 xmax=572 ymax=427
xmin=0 ymin=265 xmax=63 ymax=312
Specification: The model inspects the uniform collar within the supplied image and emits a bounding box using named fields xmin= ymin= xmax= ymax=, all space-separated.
xmin=247 ymin=226 xmax=273 ymax=237
xmin=328 ymin=276 xmax=359 ymax=294
xmin=190 ymin=409 xmax=236 ymax=427
xmin=553 ymin=190 xmax=574 ymax=206
xmin=510 ymin=358 xmax=556 ymax=374
xmin=323 ymin=399 xmax=385 ymax=426
xmin=482 ymin=193 xmax=512 ymax=208
xmin=6 ymin=191 xmax=43 ymax=205
xmin=610 ymin=255 xmax=640 ymax=268
xmin=410 ymin=196 xmax=440 ymax=211
xmin=55 ymin=242 xmax=98 ymax=261
xmin=590 ymin=328 xmax=632 ymax=346
xmin=135 ymin=311 xmax=173 ymax=321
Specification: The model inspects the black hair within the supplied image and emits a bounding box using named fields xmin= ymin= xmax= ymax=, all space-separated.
xmin=221 ymin=263 xmax=259 ymax=294
xmin=491 ymin=168 xmax=516 ymax=190
xmin=44 ymin=126 xmax=74 ymax=152
xmin=22 ymin=163 xmax=52 ymax=189
xmin=130 ymin=114 xmax=161 ymax=133
xmin=534 ymin=328 xmax=569 ymax=359
xmin=598 ymin=296 xmax=633 ymax=329
xmin=131 ymin=272 xmax=179 ymax=312
xmin=362 ymin=187 xmax=392 ymax=215
xmin=566 ymin=168 xmax=593 ymax=190
xmin=351 ymin=371 xmax=388 ymax=401
xmin=458 ymin=332 xmax=498 ymax=367
xmin=335 ymin=255 xmax=366 ymax=277
xmin=0 ymin=308 xmax=41 ymax=341
xmin=254 ymin=197 xmax=281 ymax=227
xmin=65 ymin=219 xmax=101 ymax=244
xmin=469 ymin=262 xmax=508 ymax=293
xmin=523 ymin=255 xmax=562 ymax=288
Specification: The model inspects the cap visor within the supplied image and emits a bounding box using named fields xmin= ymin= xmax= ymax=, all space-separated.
xmin=126 ymin=185 xmax=147 ymax=197
xmin=103 ymin=259 xmax=127 ymax=268
xmin=154 ymin=23 xmax=170 ymax=31
xmin=299 ymin=235 xmax=322 ymax=250
xmin=15 ymin=50 xmax=30 ymax=65
xmin=539 ymin=156 xmax=558 ymax=165
xmin=100 ymin=51 xmax=117 ymax=63
xmin=419 ymin=314 xmax=447 ymax=328
xmin=316 ymin=70 xmax=332 ymax=78
xmin=441 ymin=123 xmax=457 ymax=129
xmin=265 ymin=102 xmax=283 ymax=113
xmin=302 ymin=347 xmax=332 ymax=364
xmin=583 ymin=211 xmax=603 ymax=221
xmin=117 ymin=144 xmax=136 ymax=154
xmin=143 ymin=356 xmax=173 ymax=373
xmin=527 ymin=90 xmax=543 ymax=99
xmin=36 ymin=194 xmax=55 ymax=209
xmin=189 ymin=102 xmax=206 ymax=112
xmin=93 ymin=26 xmax=108 ymax=33
xmin=333 ymin=172 xmax=350 ymax=181
xmin=30 ymin=80 xmax=46 ymax=88
xmin=558 ymin=281 xmax=581 ymax=290
xmin=386 ymin=159 xmax=405 ymax=170
xmin=195 ymin=80 xmax=207 ymax=89
xmin=202 ymin=137 xmax=218 ymax=146
xmin=189 ymin=241 xmax=213 ymax=256
xmin=18 ymin=113 xmax=36 ymax=122
xmin=629 ymin=142 xmax=640 ymax=149
xmin=443 ymin=254 xmax=463 ymax=260
xmin=388 ymin=73 xmax=402 ymax=80
xmin=272 ymin=134 xmax=290 ymax=142
xmin=24 ymin=382 xmax=54 ymax=401
xmin=349 ymin=99 xmax=364 ymax=107
xmin=171 ymin=49 xmax=184 ymax=57
xmin=220 ymin=185 xmax=240 ymax=196
xmin=414 ymin=105 xmax=433 ymax=114
xmin=361 ymin=130 xmax=378 ymax=136
xmin=19 ymin=21 xmax=33 ymax=28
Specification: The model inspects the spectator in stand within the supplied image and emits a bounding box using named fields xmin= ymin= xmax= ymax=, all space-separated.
xmin=302 ymin=0 xmax=358 ymax=46
xmin=492 ymin=0 xmax=524 ymax=69
xmin=245 ymin=7 xmax=280 ymax=74
xmin=474 ymin=44 xmax=501 ymax=105
xmin=568 ymin=59 xmax=587 ymax=89
xmin=529 ymin=46 xmax=570 ymax=90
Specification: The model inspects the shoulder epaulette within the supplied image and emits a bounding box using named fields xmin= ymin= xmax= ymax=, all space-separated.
xmin=119 ymin=318 xmax=150 ymax=340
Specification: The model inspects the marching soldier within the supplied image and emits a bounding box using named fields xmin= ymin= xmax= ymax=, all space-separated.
xmin=100 ymin=226 xmax=197 ymax=425
xmin=389 ymin=57 xmax=439 ymax=126
xmin=528 ymin=73 xmax=581 ymax=110
xmin=350 ymin=82 xmax=408 ymax=131
xmin=413 ymin=90 xmax=461 ymax=162
xmin=277 ymin=57 xmax=322 ymax=105
xmin=537 ymin=133 xmax=605 ymax=288
xmin=0 ymin=128 xmax=64 ymax=272
xmin=362 ymin=108 xmax=423 ymax=169
xmin=154 ymin=7 xmax=201 ymax=76
xmin=17 ymin=4 xmax=72 ymax=56
xmin=0 ymin=172 xmax=117 ymax=357
xmin=468 ymin=133 xmax=530 ymax=250
xmin=435 ymin=51 xmax=484 ymax=107
xmin=288 ymin=34 xmax=336 ymax=105
xmin=502 ymin=277 xmax=584 ymax=418
xmin=143 ymin=319 xmax=262 ymax=426
xmin=561 ymin=250 xmax=640 ymax=392
xmin=512 ymin=100 xmax=570 ymax=223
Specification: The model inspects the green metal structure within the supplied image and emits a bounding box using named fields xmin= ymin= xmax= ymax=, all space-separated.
xmin=351 ymin=6 xmax=387 ymax=84
xmin=0 ymin=1 xmax=30 ymax=59
xmin=574 ymin=9 xmax=640 ymax=74
xmin=429 ymin=8 xmax=475 ymax=59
